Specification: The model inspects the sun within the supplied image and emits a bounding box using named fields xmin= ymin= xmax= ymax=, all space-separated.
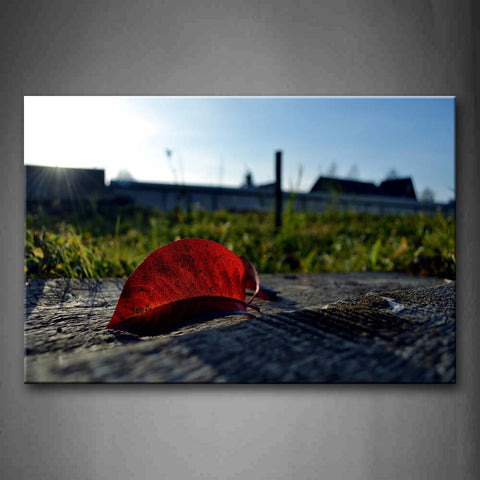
xmin=24 ymin=96 xmax=158 ymax=177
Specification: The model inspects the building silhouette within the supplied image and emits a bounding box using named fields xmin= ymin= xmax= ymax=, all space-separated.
xmin=25 ymin=164 xmax=453 ymax=216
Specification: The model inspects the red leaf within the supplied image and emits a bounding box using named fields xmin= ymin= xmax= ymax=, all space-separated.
xmin=254 ymin=284 xmax=280 ymax=301
xmin=240 ymin=255 xmax=260 ymax=301
xmin=107 ymin=238 xmax=264 ymax=336
xmin=241 ymin=254 xmax=279 ymax=300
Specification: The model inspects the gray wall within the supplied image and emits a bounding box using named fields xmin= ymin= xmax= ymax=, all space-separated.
xmin=1 ymin=1 xmax=478 ymax=479
xmin=111 ymin=183 xmax=448 ymax=215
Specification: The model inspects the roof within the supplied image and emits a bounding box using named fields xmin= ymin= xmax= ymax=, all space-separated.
xmin=310 ymin=177 xmax=379 ymax=196
xmin=310 ymin=175 xmax=417 ymax=200
xmin=25 ymin=165 xmax=105 ymax=201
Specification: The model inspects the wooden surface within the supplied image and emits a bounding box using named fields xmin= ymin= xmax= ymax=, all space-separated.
xmin=24 ymin=273 xmax=455 ymax=383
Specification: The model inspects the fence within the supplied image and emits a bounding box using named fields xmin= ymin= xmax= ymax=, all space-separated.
xmin=24 ymin=165 xmax=454 ymax=217
xmin=108 ymin=181 xmax=455 ymax=216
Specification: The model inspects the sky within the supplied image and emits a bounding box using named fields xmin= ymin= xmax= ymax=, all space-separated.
xmin=24 ymin=96 xmax=455 ymax=203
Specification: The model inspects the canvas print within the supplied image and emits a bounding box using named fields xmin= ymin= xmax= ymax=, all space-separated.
xmin=24 ymin=96 xmax=455 ymax=383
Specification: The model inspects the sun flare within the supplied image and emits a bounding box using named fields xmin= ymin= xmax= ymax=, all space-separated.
xmin=24 ymin=96 xmax=158 ymax=179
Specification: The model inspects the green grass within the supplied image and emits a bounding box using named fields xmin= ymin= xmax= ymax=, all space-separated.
xmin=25 ymin=205 xmax=456 ymax=280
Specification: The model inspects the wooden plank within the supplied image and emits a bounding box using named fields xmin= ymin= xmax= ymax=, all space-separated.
xmin=24 ymin=273 xmax=454 ymax=383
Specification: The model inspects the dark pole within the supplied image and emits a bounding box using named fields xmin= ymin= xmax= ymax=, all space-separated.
xmin=275 ymin=150 xmax=282 ymax=231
